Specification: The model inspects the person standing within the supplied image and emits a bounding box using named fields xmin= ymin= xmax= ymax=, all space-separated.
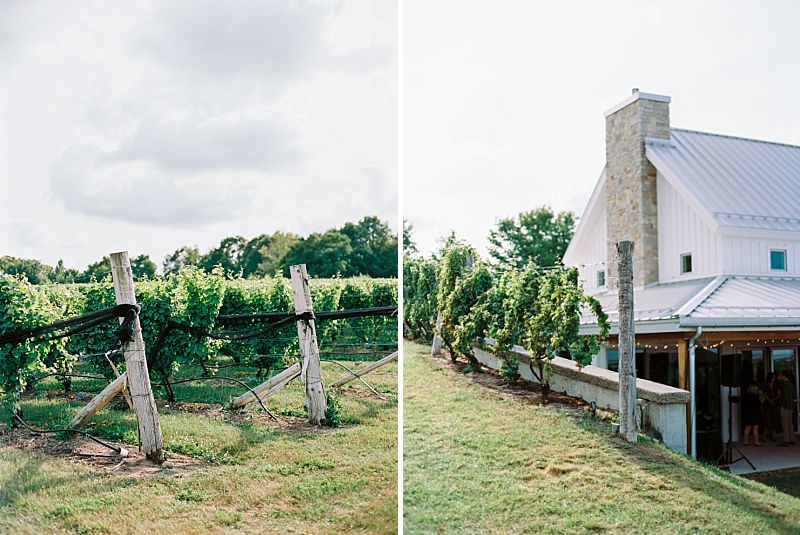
xmin=762 ymin=372 xmax=781 ymax=443
xmin=778 ymin=370 xmax=796 ymax=447
xmin=741 ymin=378 xmax=761 ymax=446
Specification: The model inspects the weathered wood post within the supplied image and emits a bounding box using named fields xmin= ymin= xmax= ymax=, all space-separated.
xmin=110 ymin=251 xmax=164 ymax=462
xmin=69 ymin=373 xmax=128 ymax=429
xmin=431 ymin=312 xmax=443 ymax=356
xmin=617 ymin=241 xmax=637 ymax=443
xmin=230 ymin=362 xmax=301 ymax=409
xmin=290 ymin=264 xmax=327 ymax=425
xmin=330 ymin=351 xmax=399 ymax=388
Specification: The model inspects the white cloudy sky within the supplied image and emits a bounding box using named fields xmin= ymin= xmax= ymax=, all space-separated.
xmin=405 ymin=0 xmax=800 ymax=256
xmin=0 ymin=0 xmax=397 ymax=270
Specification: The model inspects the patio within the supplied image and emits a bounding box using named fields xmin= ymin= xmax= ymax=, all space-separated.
xmin=726 ymin=442 xmax=800 ymax=475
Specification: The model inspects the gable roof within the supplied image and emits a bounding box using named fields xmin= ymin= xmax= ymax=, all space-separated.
xmin=645 ymin=129 xmax=800 ymax=232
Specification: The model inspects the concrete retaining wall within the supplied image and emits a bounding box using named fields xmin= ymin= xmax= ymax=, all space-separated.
xmin=473 ymin=342 xmax=690 ymax=453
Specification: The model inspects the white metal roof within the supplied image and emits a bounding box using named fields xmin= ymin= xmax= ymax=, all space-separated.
xmin=582 ymin=276 xmax=800 ymax=329
xmin=581 ymin=277 xmax=715 ymax=325
xmin=682 ymin=276 xmax=800 ymax=326
xmin=645 ymin=129 xmax=800 ymax=232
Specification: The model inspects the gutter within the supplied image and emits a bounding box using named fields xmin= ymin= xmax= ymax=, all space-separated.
xmin=688 ymin=326 xmax=703 ymax=458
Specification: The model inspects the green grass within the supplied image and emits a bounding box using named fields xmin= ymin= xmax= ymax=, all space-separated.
xmin=403 ymin=340 xmax=800 ymax=534
xmin=1 ymin=358 xmax=397 ymax=534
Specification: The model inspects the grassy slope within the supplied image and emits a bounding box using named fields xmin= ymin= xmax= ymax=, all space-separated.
xmin=0 ymin=360 xmax=397 ymax=534
xmin=403 ymin=340 xmax=800 ymax=534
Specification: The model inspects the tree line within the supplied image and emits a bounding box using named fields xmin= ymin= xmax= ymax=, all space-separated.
xmin=404 ymin=205 xmax=575 ymax=269
xmin=0 ymin=216 xmax=397 ymax=284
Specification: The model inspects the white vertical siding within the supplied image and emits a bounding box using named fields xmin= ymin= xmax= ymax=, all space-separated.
xmin=657 ymin=172 xmax=721 ymax=282
xmin=569 ymin=191 xmax=608 ymax=296
xmin=721 ymin=236 xmax=800 ymax=275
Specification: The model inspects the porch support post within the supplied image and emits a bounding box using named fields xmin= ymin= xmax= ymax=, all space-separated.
xmin=678 ymin=340 xmax=691 ymax=455
xmin=688 ymin=327 xmax=703 ymax=458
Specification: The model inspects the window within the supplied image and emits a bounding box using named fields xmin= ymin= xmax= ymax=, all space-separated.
xmin=597 ymin=270 xmax=605 ymax=287
xmin=770 ymin=249 xmax=787 ymax=271
xmin=681 ymin=253 xmax=693 ymax=274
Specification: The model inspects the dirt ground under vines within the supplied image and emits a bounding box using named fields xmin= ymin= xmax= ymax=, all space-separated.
xmin=0 ymin=427 xmax=205 ymax=479
xmin=430 ymin=348 xmax=617 ymax=420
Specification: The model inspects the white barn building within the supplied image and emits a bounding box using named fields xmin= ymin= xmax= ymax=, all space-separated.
xmin=564 ymin=90 xmax=800 ymax=462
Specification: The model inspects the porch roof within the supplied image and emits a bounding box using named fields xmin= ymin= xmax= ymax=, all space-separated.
xmin=581 ymin=275 xmax=800 ymax=331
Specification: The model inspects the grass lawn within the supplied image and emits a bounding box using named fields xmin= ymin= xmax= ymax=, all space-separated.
xmin=0 ymin=357 xmax=397 ymax=534
xmin=403 ymin=340 xmax=800 ymax=534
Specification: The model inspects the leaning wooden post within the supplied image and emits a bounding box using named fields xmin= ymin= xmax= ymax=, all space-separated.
xmin=617 ymin=241 xmax=637 ymax=443
xmin=69 ymin=372 xmax=127 ymax=429
xmin=110 ymin=251 xmax=165 ymax=462
xmin=290 ymin=264 xmax=327 ymax=425
xmin=330 ymin=351 xmax=398 ymax=388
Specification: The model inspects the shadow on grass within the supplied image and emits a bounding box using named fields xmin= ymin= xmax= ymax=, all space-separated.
xmin=579 ymin=413 xmax=800 ymax=533
xmin=0 ymin=454 xmax=113 ymax=508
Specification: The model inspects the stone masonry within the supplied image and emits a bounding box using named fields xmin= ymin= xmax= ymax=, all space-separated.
xmin=605 ymin=90 xmax=670 ymax=287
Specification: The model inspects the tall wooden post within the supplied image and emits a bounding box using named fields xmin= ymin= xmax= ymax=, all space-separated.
xmin=290 ymin=264 xmax=327 ymax=425
xmin=617 ymin=241 xmax=637 ymax=443
xmin=431 ymin=311 xmax=443 ymax=356
xmin=110 ymin=251 xmax=164 ymax=462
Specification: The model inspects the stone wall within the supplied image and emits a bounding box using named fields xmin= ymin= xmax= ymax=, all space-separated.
xmin=472 ymin=341 xmax=690 ymax=453
xmin=605 ymin=91 xmax=670 ymax=287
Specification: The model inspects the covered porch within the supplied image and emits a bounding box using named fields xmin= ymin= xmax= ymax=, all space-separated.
xmin=582 ymin=275 xmax=800 ymax=470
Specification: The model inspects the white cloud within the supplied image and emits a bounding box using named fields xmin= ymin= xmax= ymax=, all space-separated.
xmin=0 ymin=0 xmax=396 ymax=268
xmin=104 ymin=115 xmax=301 ymax=173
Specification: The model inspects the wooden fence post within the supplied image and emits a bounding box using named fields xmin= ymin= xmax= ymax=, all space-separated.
xmin=617 ymin=241 xmax=637 ymax=443
xmin=110 ymin=251 xmax=164 ymax=462
xmin=431 ymin=311 xmax=443 ymax=356
xmin=290 ymin=264 xmax=327 ymax=425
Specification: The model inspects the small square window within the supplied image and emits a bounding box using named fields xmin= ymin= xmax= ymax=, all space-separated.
xmin=681 ymin=253 xmax=692 ymax=274
xmin=597 ymin=270 xmax=606 ymax=287
xmin=770 ymin=249 xmax=787 ymax=271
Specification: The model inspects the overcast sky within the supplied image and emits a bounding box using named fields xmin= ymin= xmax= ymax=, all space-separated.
xmin=405 ymin=0 xmax=800 ymax=256
xmin=0 ymin=0 xmax=397 ymax=270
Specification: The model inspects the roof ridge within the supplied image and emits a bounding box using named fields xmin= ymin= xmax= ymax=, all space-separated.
xmin=671 ymin=127 xmax=800 ymax=150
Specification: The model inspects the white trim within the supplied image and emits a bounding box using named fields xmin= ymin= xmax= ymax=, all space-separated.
xmin=579 ymin=319 xmax=687 ymax=336
xmin=679 ymin=317 xmax=800 ymax=328
xmin=604 ymin=91 xmax=671 ymax=117
xmin=718 ymin=226 xmax=800 ymax=240
xmin=770 ymin=249 xmax=788 ymax=271
xmin=680 ymin=252 xmax=693 ymax=274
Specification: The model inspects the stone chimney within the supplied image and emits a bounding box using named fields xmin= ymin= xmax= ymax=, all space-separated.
xmin=604 ymin=89 xmax=670 ymax=287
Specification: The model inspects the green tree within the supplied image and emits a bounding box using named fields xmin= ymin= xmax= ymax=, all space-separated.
xmin=131 ymin=254 xmax=157 ymax=280
xmin=52 ymin=260 xmax=78 ymax=284
xmin=487 ymin=207 xmax=575 ymax=269
xmin=284 ymin=230 xmax=353 ymax=277
xmin=0 ymin=256 xmax=54 ymax=285
xmin=201 ymin=236 xmax=246 ymax=275
xmin=403 ymin=219 xmax=418 ymax=256
xmin=76 ymin=257 xmax=111 ymax=283
xmin=163 ymin=245 xmax=201 ymax=275
xmin=340 ymin=216 xmax=397 ymax=277
xmin=239 ymin=234 xmax=271 ymax=277
xmin=257 ymin=231 xmax=300 ymax=276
